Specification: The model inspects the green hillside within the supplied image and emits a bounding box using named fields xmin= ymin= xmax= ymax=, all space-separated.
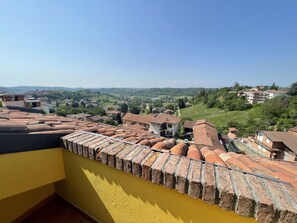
xmin=180 ymin=103 xmax=253 ymax=128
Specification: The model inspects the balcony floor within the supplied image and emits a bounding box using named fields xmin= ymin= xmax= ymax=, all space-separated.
xmin=21 ymin=196 xmax=97 ymax=223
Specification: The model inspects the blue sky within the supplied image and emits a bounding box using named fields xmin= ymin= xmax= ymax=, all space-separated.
xmin=0 ymin=0 xmax=296 ymax=88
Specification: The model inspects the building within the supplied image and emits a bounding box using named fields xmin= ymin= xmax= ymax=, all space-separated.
xmin=0 ymin=109 xmax=296 ymax=223
xmin=251 ymin=130 xmax=297 ymax=161
xmin=238 ymin=89 xmax=287 ymax=104
xmin=0 ymin=93 xmax=42 ymax=111
xmin=106 ymin=110 xmax=121 ymax=117
xmin=183 ymin=120 xmax=195 ymax=134
xmin=106 ymin=110 xmax=121 ymax=121
xmin=67 ymin=113 xmax=91 ymax=121
xmin=0 ymin=93 xmax=25 ymax=107
xmin=192 ymin=120 xmax=225 ymax=151
xmin=123 ymin=113 xmax=181 ymax=137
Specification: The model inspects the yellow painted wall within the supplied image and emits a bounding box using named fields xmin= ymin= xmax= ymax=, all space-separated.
xmin=0 ymin=183 xmax=54 ymax=223
xmin=55 ymin=150 xmax=256 ymax=223
xmin=0 ymin=148 xmax=65 ymax=200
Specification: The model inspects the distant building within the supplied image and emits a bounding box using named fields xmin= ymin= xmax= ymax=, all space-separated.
xmin=0 ymin=93 xmax=42 ymax=110
xmin=123 ymin=113 xmax=180 ymax=137
xmin=251 ymin=130 xmax=297 ymax=161
xmin=67 ymin=113 xmax=91 ymax=121
xmin=106 ymin=110 xmax=121 ymax=120
xmin=238 ymin=89 xmax=287 ymax=104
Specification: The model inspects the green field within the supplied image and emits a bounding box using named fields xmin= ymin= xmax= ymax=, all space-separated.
xmin=180 ymin=103 xmax=253 ymax=127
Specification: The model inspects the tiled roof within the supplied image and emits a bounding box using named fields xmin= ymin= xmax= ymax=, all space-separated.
xmin=62 ymin=131 xmax=297 ymax=223
xmin=289 ymin=126 xmax=297 ymax=134
xmin=123 ymin=113 xmax=181 ymax=125
xmin=149 ymin=113 xmax=181 ymax=124
xmin=183 ymin=120 xmax=195 ymax=129
xmin=123 ymin=113 xmax=151 ymax=125
xmin=0 ymin=109 xmax=157 ymax=141
xmin=2 ymin=108 xmax=297 ymax=222
xmin=193 ymin=120 xmax=225 ymax=150
xmin=261 ymin=131 xmax=297 ymax=154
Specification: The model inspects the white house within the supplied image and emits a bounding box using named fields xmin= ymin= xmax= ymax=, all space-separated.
xmin=123 ymin=113 xmax=180 ymax=137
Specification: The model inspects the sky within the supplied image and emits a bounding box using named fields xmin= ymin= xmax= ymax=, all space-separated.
xmin=0 ymin=0 xmax=296 ymax=88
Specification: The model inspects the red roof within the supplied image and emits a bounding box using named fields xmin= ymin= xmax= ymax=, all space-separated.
xmin=193 ymin=120 xmax=224 ymax=150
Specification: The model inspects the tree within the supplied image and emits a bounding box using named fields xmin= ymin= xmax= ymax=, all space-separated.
xmin=153 ymin=100 xmax=163 ymax=108
xmin=260 ymin=95 xmax=289 ymax=127
xmin=129 ymin=107 xmax=141 ymax=114
xmin=165 ymin=104 xmax=175 ymax=111
xmin=93 ymin=106 xmax=106 ymax=116
xmin=80 ymin=100 xmax=86 ymax=108
xmin=177 ymin=98 xmax=185 ymax=108
xmin=119 ymin=103 xmax=128 ymax=113
xmin=288 ymin=81 xmax=297 ymax=96
xmin=269 ymin=82 xmax=278 ymax=90
xmin=233 ymin=81 xmax=240 ymax=89
xmin=72 ymin=101 xmax=79 ymax=108
xmin=104 ymin=119 xmax=117 ymax=126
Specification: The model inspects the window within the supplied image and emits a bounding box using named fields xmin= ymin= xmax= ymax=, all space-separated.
xmin=167 ymin=124 xmax=172 ymax=128
xmin=265 ymin=138 xmax=270 ymax=144
xmin=258 ymin=133 xmax=263 ymax=142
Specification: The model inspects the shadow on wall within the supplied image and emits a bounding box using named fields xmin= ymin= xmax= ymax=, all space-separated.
xmin=55 ymin=150 xmax=255 ymax=223
xmin=54 ymin=153 xmax=115 ymax=223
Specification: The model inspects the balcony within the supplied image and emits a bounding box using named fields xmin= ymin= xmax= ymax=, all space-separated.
xmin=0 ymin=128 xmax=296 ymax=223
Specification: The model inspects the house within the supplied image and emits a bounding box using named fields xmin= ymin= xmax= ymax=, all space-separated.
xmin=183 ymin=120 xmax=195 ymax=134
xmin=251 ymin=130 xmax=297 ymax=161
xmin=238 ymin=89 xmax=287 ymax=104
xmin=0 ymin=93 xmax=42 ymax=111
xmin=123 ymin=113 xmax=180 ymax=137
xmin=24 ymin=98 xmax=41 ymax=108
xmin=192 ymin=120 xmax=225 ymax=151
xmin=0 ymin=93 xmax=25 ymax=107
xmin=0 ymin=108 xmax=296 ymax=223
xmin=106 ymin=110 xmax=121 ymax=120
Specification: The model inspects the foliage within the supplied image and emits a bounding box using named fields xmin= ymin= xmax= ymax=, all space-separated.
xmin=55 ymin=105 xmax=106 ymax=117
xmin=119 ymin=103 xmax=128 ymax=113
xmin=181 ymin=94 xmax=297 ymax=137
xmin=46 ymin=89 xmax=101 ymax=101
xmin=288 ymin=81 xmax=297 ymax=96
xmin=129 ymin=106 xmax=141 ymax=114
xmin=152 ymin=99 xmax=163 ymax=108
xmin=165 ymin=103 xmax=175 ymax=111
xmin=104 ymin=119 xmax=117 ymax=126
xmin=194 ymin=87 xmax=252 ymax=112
xmin=177 ymin=98 xmax=186 ymax=108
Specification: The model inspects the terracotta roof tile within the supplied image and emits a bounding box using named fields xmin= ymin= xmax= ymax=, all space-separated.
xmin=170 ymin=143 xmax=188 ymax=156
xmin=187 ymin=145 xmax=202 ymax=160
xmin=183 ymin=120 xmax=195 ymax=129
xmin=61 ymin=131 xmax=297 ymax=222
xmin=193 ymin=120 xmax=225 ymax=150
